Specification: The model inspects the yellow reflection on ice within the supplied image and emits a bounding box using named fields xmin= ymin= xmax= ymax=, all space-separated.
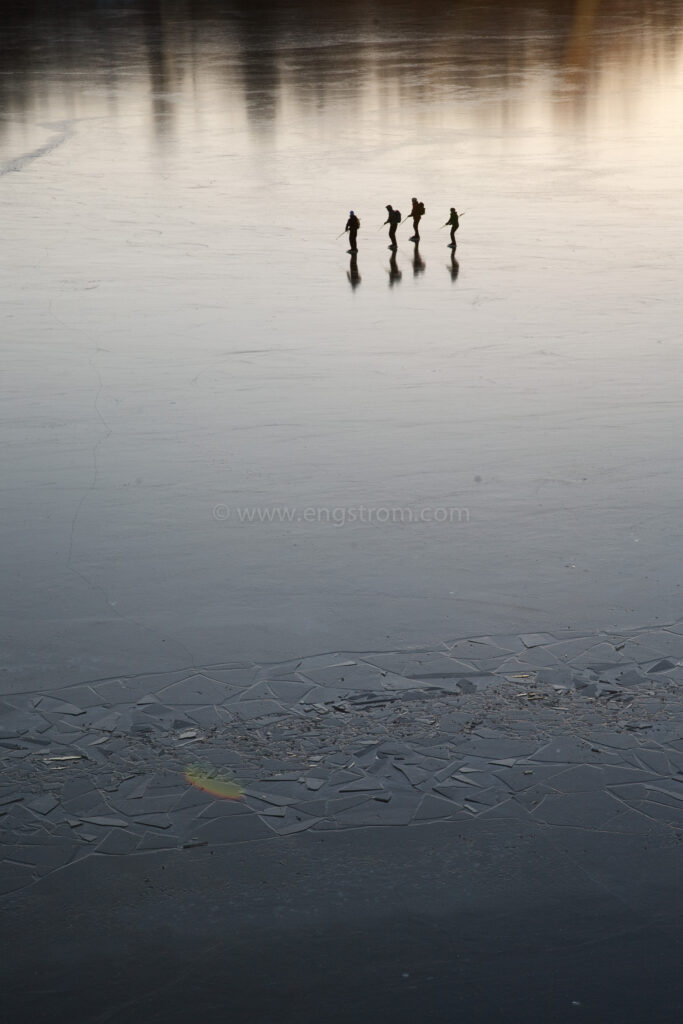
xmin=184 ymin=765 xmax=244 ymax=800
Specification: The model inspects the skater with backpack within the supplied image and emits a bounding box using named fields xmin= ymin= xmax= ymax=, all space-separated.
xmin=407 ymin=197 xmax=426 ymax=241
xmin=384 ymin=205 xmax=401 ymax=249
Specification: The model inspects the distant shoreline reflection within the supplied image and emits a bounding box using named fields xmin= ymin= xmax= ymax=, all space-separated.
xmin=1 ymin=0 xmax=682 ymax=148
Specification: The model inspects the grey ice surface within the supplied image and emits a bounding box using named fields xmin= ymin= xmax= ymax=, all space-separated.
xmin=2 ymin=1 xmax=683 ymax=692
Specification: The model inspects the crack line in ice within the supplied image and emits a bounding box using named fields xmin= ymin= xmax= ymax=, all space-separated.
xmin=0 ymin=120 xmax=75 ymax=176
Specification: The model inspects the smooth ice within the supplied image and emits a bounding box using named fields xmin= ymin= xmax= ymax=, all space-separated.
xmin=2 ymin=0 xmax=683 ymax=693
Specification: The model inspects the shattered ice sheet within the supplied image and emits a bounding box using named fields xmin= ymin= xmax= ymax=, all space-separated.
xmin=1 ymin=622 xmax=681 ymax=894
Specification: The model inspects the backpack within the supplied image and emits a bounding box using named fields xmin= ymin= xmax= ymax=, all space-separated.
xmin=418 ymin=202 xmax=425 ymax=216
xmin=393 ymin=209 xmax=401 ymax=223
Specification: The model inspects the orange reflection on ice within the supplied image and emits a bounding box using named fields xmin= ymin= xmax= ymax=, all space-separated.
xmin=184 ymin=765 xmax=244 ymax=800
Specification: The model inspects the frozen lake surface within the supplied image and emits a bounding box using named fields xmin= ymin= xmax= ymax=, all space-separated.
xmin=2 ymin=0 xmax=683 ymax=692
xmin=2 ymin=7 xmax=683 ymax=1022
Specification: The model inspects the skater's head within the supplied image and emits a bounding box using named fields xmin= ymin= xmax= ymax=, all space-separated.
xmin=412 ymin=197 xmax=417 ymax=203
xmin=450 ymin=207 xmax=456 ymax=213
xmin=386 ymin=204 xmax=392 ymax=211
xmin=350 ymin=210 xmax=354 ymax=216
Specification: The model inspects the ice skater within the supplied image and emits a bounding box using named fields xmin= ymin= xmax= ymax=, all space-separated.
xmin=407 ymin=197 xmax=425 ymax=241
xmin=384 ymin=205 xmax=401 ymax=249
xmin=344 ymin=210 xmax=360 ymax=252
xmin=445 ymin=207 xmax=460 ymax=248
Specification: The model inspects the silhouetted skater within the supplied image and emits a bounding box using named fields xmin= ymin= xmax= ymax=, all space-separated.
xmin=448 ymin=251 xmax=460 ymax=282
xmin=347 ymin=252 xmax=361 ymax=290
xmin=408 ymin=197 xmax=425 ymax=241
xmin=388 ymin=250 xmax=402 ymax=287
xmin=412 ymin=242 xmax=425 ymax=277
xmin=345 ymin=210 xmax=360 ymax=252
xmin=446 ymin=207 xmax=460 ymax=248
xmin=384 ymin=205 xmax=401 ymax=249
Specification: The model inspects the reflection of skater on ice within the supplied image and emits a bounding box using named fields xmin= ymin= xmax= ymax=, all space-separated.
xmin=388 ymin=250 xmax=402 ymax=287
xmin=347 ymin=252 xmax=361 ymax=290
xmin=448 ymin=250 xmax=459 ymax=282
xmin=412 ymin=241 xmax=425 ymax=277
